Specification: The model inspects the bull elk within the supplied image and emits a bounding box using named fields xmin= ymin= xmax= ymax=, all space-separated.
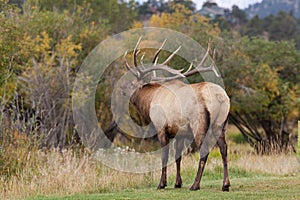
xmin=122 ymin=38 xmax=230 ymax=191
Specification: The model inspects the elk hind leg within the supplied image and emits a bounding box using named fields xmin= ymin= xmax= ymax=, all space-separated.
xmin=190 ymin=121 xmax=210 ymax=190
xmin=217 ymin=123 xmax=230 ymax=191
xmin=190 ymin=151 xmax=209 ymax=191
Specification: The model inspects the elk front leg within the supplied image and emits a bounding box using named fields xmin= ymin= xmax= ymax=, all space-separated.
xmin=174 ymin=138 xmax=184 ymax=188
xmin=157 ymin=129 xmax=169 ymax=189
xmin=217 ymin=136 xmax=230 ymax=191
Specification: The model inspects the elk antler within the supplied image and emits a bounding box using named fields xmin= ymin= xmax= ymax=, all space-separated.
xmin=124 ymin=37 xmax=185 ymax=80
xmin=151 ymin=41 xmax=220 ymax=82
xmin=124 ymin=38 xmax=220 ymax=83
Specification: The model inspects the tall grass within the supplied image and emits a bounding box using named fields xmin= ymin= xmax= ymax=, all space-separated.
xmin=234 ymin=152 xmax=299 ymax=175
xmin=0 ymin=147 xmax=159 ymax=200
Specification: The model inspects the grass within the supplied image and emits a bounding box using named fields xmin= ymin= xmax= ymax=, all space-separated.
xmin=34 ymin=176 xmax=300 ymax=200
xmin=1 ymin=127 xmax=300 ymax=200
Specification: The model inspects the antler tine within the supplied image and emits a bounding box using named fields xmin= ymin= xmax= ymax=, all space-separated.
xmin=138 ymin=40 xmax=183 ymax=77
xmin=197 ymin=42 xmax=211 ymax=68
xmin=140 ymin=54 xmax=146 ymax=68
xmin=124 ymin=51 xmax=139 ymax=78
xmin=140 ymin=64 xmax=185 ymax=76
xmin=133 ymin=37 xmax=142 ymax=67
xmin=185 ymin=62 xmax=193 ymax=73
xmin=150 ymin=74 xmax=183 ymax=82
xmin=161 ymin=45 xmax=182 ymax=65
xmin=133 ymin=37 xmax=144 ymax=78
xmin=182 ymin=42 xmax=220 ymax=77
xmin=195 ymin=61 xmax=220 ymax=77
xmin=213 ymin=48 xmax=217 ymax=61
xmin=152 ymin=39 xmax=167 ymax=64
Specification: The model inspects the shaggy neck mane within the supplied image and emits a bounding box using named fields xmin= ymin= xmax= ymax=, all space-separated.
xmin=129 ymin=83 xmax=161 ymax=124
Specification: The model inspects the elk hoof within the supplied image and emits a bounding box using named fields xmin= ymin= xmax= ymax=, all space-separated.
xmin=189 ymin=185 xmax=200 ymax=191
xmin=222 ymin=185 xmax=230 ymax=192
xmin=157 ymin=184 xmax=166 ymax=190
xmin=174 ymin=183 xmax=182 ymax=188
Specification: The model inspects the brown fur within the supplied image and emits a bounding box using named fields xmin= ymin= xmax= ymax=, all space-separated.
xmin=130 ymin=83 xmax=161 ymax=124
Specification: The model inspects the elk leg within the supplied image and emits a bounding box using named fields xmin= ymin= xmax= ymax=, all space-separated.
xmin=174 ymin=138 xmax=184 ymax=188
xmin=190 ymin=152 xmax=208 ymax=191
xmin=217 ymin=136 xmax=230 ymax=191
xmin=157 ymin=129 xmax=169 ymax=189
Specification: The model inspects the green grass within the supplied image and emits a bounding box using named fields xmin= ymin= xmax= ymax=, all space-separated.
xmin=226 ymin=131 xmax=247 ymax=144
xmin=29 ymin=176 xmax=300 ymax=200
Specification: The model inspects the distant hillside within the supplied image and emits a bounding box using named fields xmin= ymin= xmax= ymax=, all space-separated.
xmin=245 ymin=0 xmax=300 ymax=18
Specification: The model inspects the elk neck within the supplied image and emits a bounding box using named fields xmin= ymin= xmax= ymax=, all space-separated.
xmin=129 ymin=83 xmax=161 ymax=124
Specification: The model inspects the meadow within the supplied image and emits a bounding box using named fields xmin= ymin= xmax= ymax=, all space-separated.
xmin=1 ymin=129 xmax=299 ymax=200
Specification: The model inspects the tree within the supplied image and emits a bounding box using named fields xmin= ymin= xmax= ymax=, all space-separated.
xmin=242 ymin=16 xmax=264 ymax=37
xmin=219 ymin=36 xmax=299 ymax=154
xmin=150 ymin=4 xmax=220 ymax=46
xmin=19 ymin=34 xmax=81 ymax=149
xmin=213 ymin=15 xmax=231 ymax=31
xmin=136 ymin=0 xmax=195 ymax=20
xmin=268 ymin=11 xmax=297 ymax=41
xmin=27 ymin=0 xmax=137 ymax=33
xmin=239 ymin=11 xmax=300 ymax=49
xmin=0 ymin=1 xmax=24 ymax=100
xmin=163 ymin=0 xmax=196 ymax=13
xmin=0 ymin=0 xmax=112 ymax=149
xmin=262 ymin=14 xmax=274 ymax=32
xmin=231 ymin=5 xmax=248 ymax=26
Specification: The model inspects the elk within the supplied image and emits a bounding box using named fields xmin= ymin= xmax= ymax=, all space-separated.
xmin=122 ymin=38 xmax=230 ymax=191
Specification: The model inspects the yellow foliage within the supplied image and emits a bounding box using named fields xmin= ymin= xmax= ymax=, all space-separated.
xmin=19 ymin=31 xmax=52 ymax=64
xmin=258 ymin=64 xmax=280 ymax=98
xmin=131 ymin=20 xmax=143 ymax=29
xmin=20 ymin=31 xmax=82 ymax=66
xmin=19 ymin=32 xmax=83 ymax=88
xmin=150 ymin=12 xmax=188 ymax=28
xmin=149 ymin=4 xmax=220 ymax=42
xmin=0 ymin=81 xmax=16 ymax=101
xmin=32 ymin=31 xmax=52 ymax=57
xmin=56 ymin=35 xmax=82 ymax=59
xmin=150 ymin=4 xmax=191 ymax=28
xmin=40 ymin=31 xmax=51 ymax=51
xmin=79 ymin=28 xmax=90 ymax=40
